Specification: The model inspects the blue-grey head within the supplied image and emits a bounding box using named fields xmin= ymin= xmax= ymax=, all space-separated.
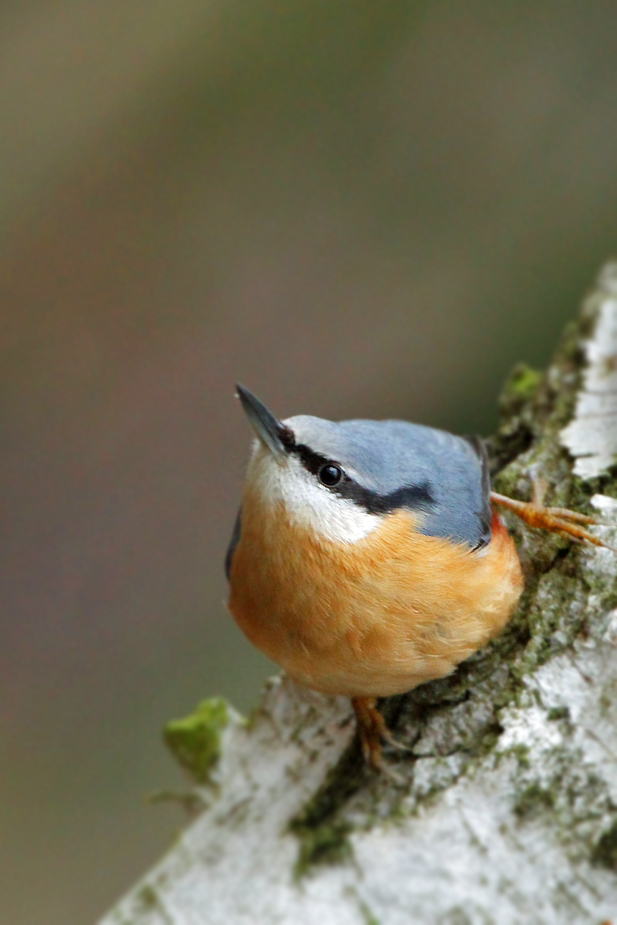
xmin=233 ymin=384 xmax=491 ymax=552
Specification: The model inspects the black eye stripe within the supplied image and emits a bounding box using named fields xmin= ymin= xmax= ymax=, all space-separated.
xmin=291 ymin=443 xmax=435 ymax=515
xmin=341 ymin=481 xmax=435 ymax=515
xmin=292 ymin=444 xmax=336 ymax=477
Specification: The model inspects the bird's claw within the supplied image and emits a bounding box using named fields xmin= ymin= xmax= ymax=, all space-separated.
xmin=489 ymin=491 xmax=617 ymax=552
xmin=352 ymin=696 xmax=409 ymax=782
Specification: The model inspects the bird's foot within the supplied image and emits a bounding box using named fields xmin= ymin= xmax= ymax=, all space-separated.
xmin=490 ymin=483 xmax=616 ymax=552
xmin=351 ymin=696 xmax=408 ymax=783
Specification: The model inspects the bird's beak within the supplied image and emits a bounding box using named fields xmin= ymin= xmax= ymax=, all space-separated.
xmin=236 ymin=384 xmax=290 ymax=459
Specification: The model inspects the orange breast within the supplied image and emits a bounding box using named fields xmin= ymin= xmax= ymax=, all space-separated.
xmin=228 ymin=493 xmax=523 ymax=698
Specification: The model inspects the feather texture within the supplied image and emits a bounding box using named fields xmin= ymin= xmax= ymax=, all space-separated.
xmin=228 ymin=490 xmax=523 ymax=698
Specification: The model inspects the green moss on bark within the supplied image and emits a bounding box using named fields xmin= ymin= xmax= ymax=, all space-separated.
xmin=592 ymin=820 xmax=617 ymax=871
xmin=514 ymin=782 xmax=556 ymax=819
xmin=164 ymin=697 xmax=232 ymax=784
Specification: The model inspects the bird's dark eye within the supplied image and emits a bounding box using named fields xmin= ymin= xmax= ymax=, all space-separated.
xmin=318 ymin=464 xmax=343 ymax=487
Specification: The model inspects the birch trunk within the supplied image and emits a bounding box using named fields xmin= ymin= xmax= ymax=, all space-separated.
xmin=102 ymin=264 xmax=617 ymax=925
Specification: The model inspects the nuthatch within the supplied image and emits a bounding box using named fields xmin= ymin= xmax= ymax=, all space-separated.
xmin=226 ymin=385 xmax=609 ymax=772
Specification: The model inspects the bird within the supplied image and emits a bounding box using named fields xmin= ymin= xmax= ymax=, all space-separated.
xmin=226 ymin=385 xmax=609 ymax=773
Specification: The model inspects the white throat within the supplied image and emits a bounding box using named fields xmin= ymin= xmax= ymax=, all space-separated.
xmin=246 ymin=441 xmax=380 ymax=544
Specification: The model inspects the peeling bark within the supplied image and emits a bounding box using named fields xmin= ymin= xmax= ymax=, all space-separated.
xmin=101 ymin=264 xmax=617 ymax=925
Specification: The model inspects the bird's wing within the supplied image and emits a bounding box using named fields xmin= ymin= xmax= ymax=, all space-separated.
xmin=225 ymin=507 xmax=242 ymax=580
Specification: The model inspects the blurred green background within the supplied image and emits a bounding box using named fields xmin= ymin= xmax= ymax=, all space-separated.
xmin=3 ymin=3 xmax=617 ymax=923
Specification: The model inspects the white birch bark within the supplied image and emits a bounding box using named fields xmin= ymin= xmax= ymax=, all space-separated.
xmin=102 ymin=264 xmax=617 ymax=925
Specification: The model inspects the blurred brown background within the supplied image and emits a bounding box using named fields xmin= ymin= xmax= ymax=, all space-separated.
xmin=2 ymin=3 xmax=617 ymax=923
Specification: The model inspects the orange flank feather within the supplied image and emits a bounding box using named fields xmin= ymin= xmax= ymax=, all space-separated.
xmin=228 ymin=493 xmax=524 ymax=699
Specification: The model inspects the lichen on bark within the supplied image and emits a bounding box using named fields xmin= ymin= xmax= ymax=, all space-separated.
xmin=101 ymin=263 xmax=617 ymax=925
